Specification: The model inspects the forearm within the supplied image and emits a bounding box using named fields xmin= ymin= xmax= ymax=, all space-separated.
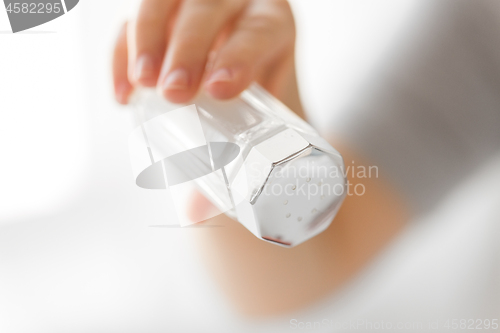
xmin=194 ymin=143 xmax=408 ymax=316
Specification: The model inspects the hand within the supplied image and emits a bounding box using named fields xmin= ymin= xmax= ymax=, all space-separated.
xmin=112 ymin=0 xmax=303 ymax=116
xmin=112 ymin=1 xmax=408 ymax=316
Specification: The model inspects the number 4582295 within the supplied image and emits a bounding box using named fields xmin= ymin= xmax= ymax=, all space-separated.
xmin=6 ymin=3 xmax=61 ymax=14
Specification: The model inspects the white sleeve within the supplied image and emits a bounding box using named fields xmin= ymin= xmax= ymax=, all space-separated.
xmin=339 ymin=0 xmax=500 ymax=213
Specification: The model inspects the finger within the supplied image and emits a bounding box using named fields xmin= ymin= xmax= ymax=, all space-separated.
xmin=129 ymin=0 xmax=179 ymax=87
xmin=158 ymin=0 xmax=247 ymax=103
xmin=205 ymin=0 xmax=295 ymax=99
xmin=113 ymin=22 xmax=133 ymax=105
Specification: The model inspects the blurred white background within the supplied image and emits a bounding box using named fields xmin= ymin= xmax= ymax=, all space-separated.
xmin=0 ymin=0 xmax=499 ymax=332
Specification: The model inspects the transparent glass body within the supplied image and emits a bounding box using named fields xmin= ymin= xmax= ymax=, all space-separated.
xmin=129 ymin=83 xmax=346 ymax=247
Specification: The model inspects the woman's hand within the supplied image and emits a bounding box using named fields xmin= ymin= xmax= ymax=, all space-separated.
xmin=112 ymin=0 xmax=409 ymax=316
xmin=112 ymin=0 xmax=303 ymax=116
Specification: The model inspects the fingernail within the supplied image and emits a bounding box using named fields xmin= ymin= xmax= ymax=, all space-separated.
xmin=115 ymin=81 xmax=131 ymax=104
xmin=162 ymin=68 xmax=189 ymax=91
xmin=135 ymin=54 xmax=155 ymax=82
xmin=206 ymin=68 xmax=232 ymax=85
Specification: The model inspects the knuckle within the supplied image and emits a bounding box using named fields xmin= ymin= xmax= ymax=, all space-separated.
xmin=241 ymin=13 xmax=279 ymax=34
xmin=188 ymin=0 xmax=234 ymax=10
xmin=242 ymin=10 xmax=294 ymax=41
xmin=242 ymin=0 xmax=295 ymax=33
